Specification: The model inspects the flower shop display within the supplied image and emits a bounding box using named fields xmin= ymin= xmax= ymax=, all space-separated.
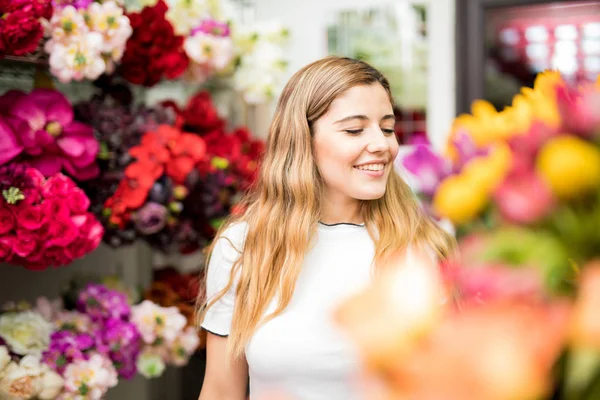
xmin=82 ymin=87 xmax=264 ymax=252
xmin=0 ymin=165 xmax=103 ymax=269
xmin=400 ymin=71 xmax=600 ymax=293
xmin=144 ymin=266 xmax=206 ymax=349
xmin=0 ymin=283 xmax=200 ymax=399
xmin=0 ymin=88 xmax=100 ymax=181
xmin=45 ymin=1 xmax=132 ymax=83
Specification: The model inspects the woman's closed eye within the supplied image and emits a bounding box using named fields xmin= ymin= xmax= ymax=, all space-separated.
xmin=344 ymin=128 xmax=395 ymax=135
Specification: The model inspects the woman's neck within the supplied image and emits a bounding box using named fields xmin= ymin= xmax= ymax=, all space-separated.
xmin=319 ymin=193 xmax=363 ymax=225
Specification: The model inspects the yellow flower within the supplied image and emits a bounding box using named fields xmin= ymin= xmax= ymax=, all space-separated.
xmin=461 ymin=143 xmax=512 ymax=194
xmin=433 ymin=174 xmax=490 ymax=224
xmin=537 ymin=135 xmax=600 ymax=199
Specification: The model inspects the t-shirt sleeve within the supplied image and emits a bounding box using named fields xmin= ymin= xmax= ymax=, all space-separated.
xmin=201 ymin=222 xmax=248 ymax=336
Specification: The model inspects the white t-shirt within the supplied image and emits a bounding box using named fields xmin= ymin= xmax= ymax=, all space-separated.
xmin=201 ymin=221 xmax=378 ymax=400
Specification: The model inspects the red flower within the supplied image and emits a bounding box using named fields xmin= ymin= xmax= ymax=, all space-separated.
xmin=0 ymin=206 xmax=15 ymax=235
xmin=121 ymin=0 xmax=189 ymax=87
xmin=182 ymin=91 xmax=225 ymax=133
xmin=14 ymin=228 xmax=38 ymax=257
xmin=0 ymin=1 xmax=45 ymax=57
xmin=0 ymin=234 xmax=15 ymax=261
xmin=167 ymin=133 xmax=206 ymax=183
xmin=66 ymin=187 xmax=91 ymax=215
xmin=14 ymin=203 xmax=45 ymax=230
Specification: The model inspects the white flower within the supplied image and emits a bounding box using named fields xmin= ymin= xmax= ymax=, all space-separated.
xmin=86 ymin=1 xmax=132 ymax=54
xmin=38 ymin=367 xmax=64 ymax=400
xmin=0 ymin=311 xmax=52 ymax=356
xmin=184 ymin=32 xmax=234 ymax=71
xmin=136 ymin=351 xmax=165 ymax=379
xmin=168 ymin=327 xmax=200 ymax=366
xmin=49 ymin=32 xmax=106 ymax=83
xmin=0 ymin=346 xmax=10 ymax=377
xmin=165 ymin=0 xmax=210 ymax=36
xmin=131 ymin=301 xmax=187 ymax=345
xmin=47 ymin=6 xmax=89 ymax=49
xmin=63 ymin=354 xmax=117 ymax=400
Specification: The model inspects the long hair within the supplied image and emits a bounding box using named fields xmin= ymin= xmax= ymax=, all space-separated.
xmin=197 ymin=56 xmax=456 ymax=358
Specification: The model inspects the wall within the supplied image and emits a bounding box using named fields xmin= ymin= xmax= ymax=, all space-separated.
xmin=254 ymin=0 xmax=457 ymax=150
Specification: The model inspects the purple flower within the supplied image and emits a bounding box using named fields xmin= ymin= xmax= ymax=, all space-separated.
xmin=450 ymin=130 xmax=490 ymax=171
xmin=77 ymin=284 xmax=131 ymax=322
xmin=42 ymin=330 xmax=95 ymax=373
xmin=101 ymin=319 xmax=142 ymax=379
xmin=401 ymin=145 xmax=452 ymax=196
xmin=133 ymin=202 xmax=168 ymax=235
xmin=9 ymin=89 xmax=99 ymax=181
xmin=191 ymin=19 xmax=230 ymax=37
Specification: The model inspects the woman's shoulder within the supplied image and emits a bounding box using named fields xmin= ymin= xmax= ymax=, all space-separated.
xmin=211 ymin=221 xmax=250 ymax=258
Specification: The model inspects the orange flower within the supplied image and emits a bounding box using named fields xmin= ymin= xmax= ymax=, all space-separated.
xmin=570 ymin=261 xmax=600 ymax=349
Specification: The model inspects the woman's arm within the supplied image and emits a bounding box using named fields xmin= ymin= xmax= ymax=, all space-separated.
xmin=198 ymin=332 xmax=249 ymax=400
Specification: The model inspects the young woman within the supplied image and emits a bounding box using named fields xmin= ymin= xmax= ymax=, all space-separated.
xmin=197 ymin=56 xmax=455 ymax=400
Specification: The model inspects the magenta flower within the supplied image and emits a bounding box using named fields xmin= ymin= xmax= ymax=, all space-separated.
xmin=0 ymin=117 xmax=23 ymax=165
xmin=10 ymin=89 xmax=99 ymax=181
xmin=401 ymin=144 xmax=452 ymax=196
xmin=191 ymin=19 xmax=231 ymax=37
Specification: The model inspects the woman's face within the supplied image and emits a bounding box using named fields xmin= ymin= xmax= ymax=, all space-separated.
xmin=312 ymin=83 xmax=399 ymax=206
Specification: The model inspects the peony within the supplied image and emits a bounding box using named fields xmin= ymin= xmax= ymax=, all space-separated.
xmin=0 ymin=311 xmax=53 ymax=356
xmin=184 ymin=32 xmax=234 ymax=72
xmin=164 ymin=0 xmax=209 ymax=36
xmin=168 ymin=326 xmax=200 ymax=366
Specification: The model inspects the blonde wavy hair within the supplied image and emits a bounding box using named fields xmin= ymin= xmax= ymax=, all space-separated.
xmin=197 ymin=56 xmax=456 ymax=358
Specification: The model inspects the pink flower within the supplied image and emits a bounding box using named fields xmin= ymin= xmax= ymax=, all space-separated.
xmin=14 ymin=204 xmax=45 ymax=230
xmin=0 ymin=206 xmax=15 ymax=235
xmin=556 ymin=83 xmax=600 ymax=137
xmin=66 ymin=187 xmax=90 ymax=214
xmin=0 ymin=235 xmax=15 ymax=261
xmin=13 ymin=229 xmax=38 ymax=257
xmin=42 ymin=246 xmax=73 ymax=267
xmin=0 ymin=117 xmax=23 ymax=165
xmin=43 ymin=198 xmax=70 ymax=220
xmin=494 ymin=170 xmax=555 ymax=224
xmin=46 ymin=217 xmax=78 ymax=248
xmin=8 ymin=89 xmax=99 ymax=181
xmin=42 ymin=173 xmax=76 ymax=198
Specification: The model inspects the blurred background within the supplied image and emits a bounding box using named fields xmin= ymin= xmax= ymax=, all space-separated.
xmin=1 ymin=0 xmax=600 ymax=399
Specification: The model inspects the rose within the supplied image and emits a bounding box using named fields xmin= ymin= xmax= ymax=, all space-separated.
xmin=66 ymin=187 xmax=90 ymax=215
xmin=46 ymin=216 xmax=78 ymax=248
xmin=0 ymin=206 xmax=15 ymax=235
xmin=14 ymin=204 xmax=45 ymax=230
xmin=42 ymin=246 xmax=74 ymax=267
xmin=14 ymin=229 xmax=38 ymax=258
xmin=43 ymin=199 xmax=70 ymax=221
xmin=42 ymin=174 xmax=76 ymax=199
xmin=0 ymin=235 xmax=15 ymax=261
xmin=181 ymin=91 xmax=224 ymax=133
xmin=0 ymin=311 xmax=53 ymax=356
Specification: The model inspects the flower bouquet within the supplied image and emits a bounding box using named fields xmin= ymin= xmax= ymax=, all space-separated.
xmin=400 ymin=71 xmax=600 ymax=293
xmin=0 ymin=165 xmax=103 ymax=269
xmin=0 ymin=283 xmax=199 ymax=399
